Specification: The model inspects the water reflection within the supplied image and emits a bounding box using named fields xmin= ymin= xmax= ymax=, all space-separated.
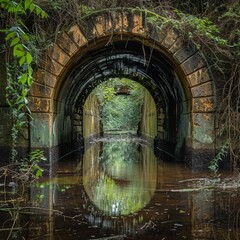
xmin=2 ymin=139 xmax=240 ymax=239
xmin=83 ymin=141 xmax=157 ymax=215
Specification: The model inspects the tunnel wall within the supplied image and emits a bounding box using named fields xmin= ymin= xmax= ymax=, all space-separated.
xmin=25 ymin=9 xmax=217 ymax=170
xmin=140 ymin=88 xmax=157 ymax=141
xmin=83 ymin=94 xmax=101 ymax=139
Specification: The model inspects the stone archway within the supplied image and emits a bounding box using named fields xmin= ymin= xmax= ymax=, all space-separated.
xmin=29 ymin=9 xmax=216 ymax=169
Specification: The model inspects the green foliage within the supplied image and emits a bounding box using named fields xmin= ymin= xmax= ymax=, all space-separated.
xmin=0 ymin=0 xmax=48 ymax=17
xmin=101 ymin=141 xmax=140 ymax=164
xmin=208 ymin=141 xmax=229 ymax=174
xmin=92 ymin=78 xmax=144 ymax=133
xmin=6 ymin=63 xmax=31 ymax=161
xmin=20 ymin=150 xmax=47 ymax=179
xmin=1 ymin=0 xmax=47 ymax=162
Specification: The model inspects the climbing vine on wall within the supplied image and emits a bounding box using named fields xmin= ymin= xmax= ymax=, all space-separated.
xmin=1 ymin=0 xmax=47 ymax=161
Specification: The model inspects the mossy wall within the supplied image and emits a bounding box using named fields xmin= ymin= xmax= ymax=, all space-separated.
xmin=140 ymin=89 xmax=157 ymax=139
xmin=83 ymin=94 xmax=101 ymax=139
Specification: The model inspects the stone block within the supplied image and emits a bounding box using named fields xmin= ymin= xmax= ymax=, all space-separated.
xmin=132 ymin=11 xmax=145 ymax=35
xmin=173 ymin=44 xmax=196 ymax=63
xmin=112 ymin=11 xmax=124 ymax=33
xmin=192 ymin=97 xmax=215 ymax=112
xmin=103 ymin=12 xmax=114 ymax=34
xmin=88 ymin=12 xmax=113 ymax=38
xmin=29 ymin=97 xmax=51 ymax=113
xmin=181 ymin=53 xmax=206 ymax=75
xmin=67 ymin=25 xmax=87 ymax=47
xmin=83 ymin=16 xmax=100 ymax=39
xmin=187 ymin=148 xmax=215 ymax=171
xmin=168 ymin=38 xmax=183 ymax=54
xmin=30 ymin=113 xmax=53 ymax=148
xmin=192 ymin=112 xmax=215 ymax=149
xmin=57 ymin=32 xmax=78 ymax=56
xmin=93 ymin=15 xmax=105 ymax=36
xmin=122 ymin=10 xmax=132 ymax=33
xmin=39 ymin=55 xmax=63 ymax=76
xmin=48 ymin=44 xmax=70 ymax=66
xmin=187 ymin=67 xmax=211 ymax=87
xmin=29 ymin=83 xmax=53 ymax=98
xmin=191 ymin=81 xmax=214 ymax=97
xmin=147 ymin=24 xmax=167 ymax=43
xmin=161 ymin=28 xmax=178 ymax=49
xmin=0 ymin=107 xmax=11 ymax=144
xmin=33 ymin=69 xmax=57 ymax=88
xmin=0 ymin=59 xmax=7 ymax=106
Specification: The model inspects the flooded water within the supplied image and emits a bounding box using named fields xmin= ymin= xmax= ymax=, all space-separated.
xmin=1 ymin=138 xmax=240 ymax=239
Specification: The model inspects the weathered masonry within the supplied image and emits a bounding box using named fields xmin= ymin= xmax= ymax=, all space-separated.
xmin=0 ymin=9 xmax=218 ymax=170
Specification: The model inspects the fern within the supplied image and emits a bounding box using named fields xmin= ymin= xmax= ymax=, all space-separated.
xmin=208 ymin=141 xmax=229 ymax=173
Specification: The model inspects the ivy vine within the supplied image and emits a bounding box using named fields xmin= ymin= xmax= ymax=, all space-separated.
xmin=1 ymin=0 xmax=47 ymax=161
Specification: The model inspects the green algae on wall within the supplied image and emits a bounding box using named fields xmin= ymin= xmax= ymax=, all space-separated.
xmin=83 ymin=94 xmax=101 ymax=138
xmin=140 ymin=89 xmax=157 ymax=139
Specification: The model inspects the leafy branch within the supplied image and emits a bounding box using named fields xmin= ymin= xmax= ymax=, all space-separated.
xmin=1 ymin=0 xmax=48 ymax=161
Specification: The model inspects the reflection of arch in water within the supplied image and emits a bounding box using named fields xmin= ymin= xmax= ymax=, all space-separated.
xmin=83 ymin=141 xmax=157 ymax=215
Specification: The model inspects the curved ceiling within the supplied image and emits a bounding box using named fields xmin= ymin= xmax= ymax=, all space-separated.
xmin=56 ymin=38 xmax=189 ymax=144
xmin=58 ymin=39 xmax=185 ymax=113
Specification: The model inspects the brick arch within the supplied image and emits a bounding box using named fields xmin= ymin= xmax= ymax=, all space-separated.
xmin=29 ymin=9 xmax=216 ymax=169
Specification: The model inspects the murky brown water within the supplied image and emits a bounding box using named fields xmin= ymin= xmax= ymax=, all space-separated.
xmin=1 ymin=140 xmax=240 ymax=239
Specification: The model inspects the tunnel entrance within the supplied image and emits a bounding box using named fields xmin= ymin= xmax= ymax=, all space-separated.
xmin=29 ymin=9 xmax=216 ymax=170
xmin=83 ymin=78 xmax=157 ymax=141
xmin=55 ymin=39 xmax=187 ymax=162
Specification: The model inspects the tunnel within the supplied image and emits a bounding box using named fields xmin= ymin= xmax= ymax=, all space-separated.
xmin=54 ymin=38 xmax=188 ymax=161
xmin=29 ymin=9 xmax=216 ymax=170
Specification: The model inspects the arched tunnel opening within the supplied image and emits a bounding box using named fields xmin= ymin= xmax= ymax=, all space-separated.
xmin=53 ymin=37 xmax=190 ymax=162
xmin=83 ymin=78 xmax=157 ymax=140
